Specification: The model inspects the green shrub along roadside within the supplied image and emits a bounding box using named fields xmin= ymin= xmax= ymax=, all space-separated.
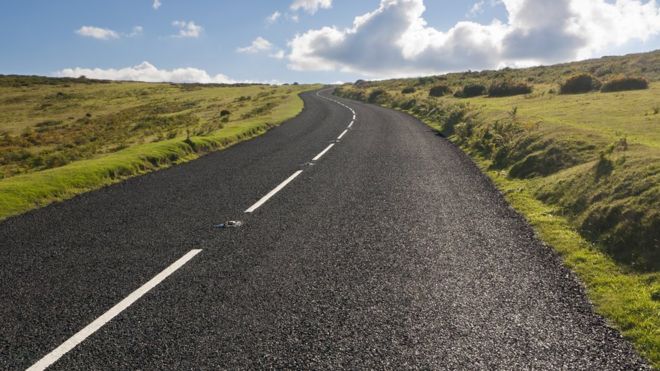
xmin=560 ymin=74 xmax=602 ymax=94
xmin=334 ymin=50 xmax=660 ymax=364
xmin=601 ymin=76 xmax=649 ymax=92
xmin=454 ymin=83 xmax=486 ymax=98
xmin=429 ymin=85 xmax=452 ymax=97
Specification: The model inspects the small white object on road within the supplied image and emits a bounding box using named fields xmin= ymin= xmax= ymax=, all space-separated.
xmin=215 ymin=221 xmax=243 ymax=228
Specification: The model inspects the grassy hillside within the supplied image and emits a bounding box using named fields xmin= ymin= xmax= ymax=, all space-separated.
xmin=0 ymin=75 xmax=318 ymax=219
xmin=335 ymin=50 xmax=659 ymax=366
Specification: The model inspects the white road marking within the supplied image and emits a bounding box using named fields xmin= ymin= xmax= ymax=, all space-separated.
xmin=312 ymin=144 xmax=335 ymax=162
xmin=245 ymin=171 xmax=304 ymax=213
xmin=337 ymin=130 xmax=348 ymax=140
xmin=27 ymin=249 xmax=203 ymax=371
xmin=348 ymin=121 xmax=354 ymax=128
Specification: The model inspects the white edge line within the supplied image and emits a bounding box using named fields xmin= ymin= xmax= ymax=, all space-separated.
xmin=245 ymin=170 xmax=304 ymax=213
xmin=27 ymin=249 xmax=203 ymax=371
xmin=337 ymin=129 xmax=348 ymax=140
xmin=348 ymin=121 xmax=354 ymax=128
xmin=312 ymin=143 xmax=335 ymax=162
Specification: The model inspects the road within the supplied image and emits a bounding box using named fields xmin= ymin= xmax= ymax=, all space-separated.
xmin=0 ymin=88 xmax=648 ymax=369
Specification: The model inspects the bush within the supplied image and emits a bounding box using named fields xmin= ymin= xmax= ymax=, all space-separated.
xmin=560 ymin=74 xmax=601 ymax=94
xmin=220 ymin=110 xmax=231 ymax=117
xmin=454 ymin=84 xmax=486 ymax=98
xmin=367 ymin=89 xmax=388 ymax=104
xmin=429 ymin=85 xmax=451 ymax=97
xmin=401 ymin=87 xmax=416 ymax=94
xmin=488 ymin=81 xmax=532 ymax=97
xmin=415 ymin=77 xmax=436 ymax=86
xmin=400 ymin=99 xmax=417 ymax=110
xmin=601 ymin=76 xmax=649 ymax=92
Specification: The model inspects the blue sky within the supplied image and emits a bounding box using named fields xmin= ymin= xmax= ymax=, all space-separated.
xmin=1 ymin=0 xmax=659 ymax=83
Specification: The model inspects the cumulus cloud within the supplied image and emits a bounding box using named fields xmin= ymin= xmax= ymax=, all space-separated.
xmin=288 ymin=0 xmax=660 ymax=77
xmin=237 ymin=37 xmax=274 ymax=53
xmin=468 ymin=0 xmax=501 ymax=17
xmin=55 ymin=61 xmax=236 ymax=84
xmin=127 ymin=26 xmax=144 ymax=37
xmin=267 ymin=11 xmax=282 ymax=24
xmin=270 ymin=50 xmax=286 ymax=59
xmin=290 ymin=0 xmax=332 ymax=14
xmin=172 ymin=20 xmax=203 ymax=38
xmin=237 ymin=37 xmax=287 ymax=59
xmin=153 ymin=0 xmax=161 ymax=10
xmin=75 ymin=26 xmax=120 ymax=40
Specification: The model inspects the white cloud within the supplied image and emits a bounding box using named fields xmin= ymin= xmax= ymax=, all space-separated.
xmin=269 ymin=50 xmax=286 ymax=59
xmin=288 ymin=0 xmax=660 ymax=77
xmin=468 ymin=1 xmax=486 ymax=17
xmin=55 ymin=61 xmax=236 ymax=84
xmin=267 ymin=11 xmax=282 ymax=24
xmin=467 ymin=0 xmax=501 ymax=17
xmin=237 ymin=37 xmax=274 ymax=53
xmin=75 ymin=26 xmax=120 ymax=40
xmin=290 ymin=0 xmax=332 ymax=14
xmin=127 ymin=26 xmax=144 ymax=37
xmin=153 ymin=0 xmax=161 ymax=10
xmin=172 ymin=20 xmax=203 ymax=38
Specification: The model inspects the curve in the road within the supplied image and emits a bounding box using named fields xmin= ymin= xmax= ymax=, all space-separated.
xmin=0 ymin=88 xmax=649 ymax=370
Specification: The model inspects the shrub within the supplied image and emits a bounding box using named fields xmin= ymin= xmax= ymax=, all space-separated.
xmin=220 ymin=110 xmax=231 ymax=117
xmin=454 ymin=83 xmax=486 ymax=98
xmin=400 ymin=99 xmax=417 ymax=110
xmin=367 ymin=89 xmax=388 ymax=104
xmin=487 ymin=81 xmax=532 ymax=97
xmin=429 ymin=85 xmax=451 ymax=97
xmin=415 ymin=77 xmax=436 ymax=86
xmin=401 ymin=87 xmax=416 ymax=94
xmin=601 ymin=76 xmax=649 ymax=92
xmin=560 ymin=74 xmax=601 ymax=94
xmin=594 ymin=153 xmax=614 ymax=179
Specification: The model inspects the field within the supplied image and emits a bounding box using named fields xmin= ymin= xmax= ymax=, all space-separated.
xmin=335 ymin=50 xmax=660 ymax=366
xmin=0 ymin=75 xmax=318 ymax=219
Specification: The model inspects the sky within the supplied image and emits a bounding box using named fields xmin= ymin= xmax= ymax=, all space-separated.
xmin=1 ymin=0 xmax=659 ymax=84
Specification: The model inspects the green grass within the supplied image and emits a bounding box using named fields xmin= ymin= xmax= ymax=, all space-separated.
xmin=334 ymin=49 xmax=660 ymax=367
xmin=466 ymin=83 xmax=660 ymax=149
xmin=0 ymin=75 xmax=319 ymax=220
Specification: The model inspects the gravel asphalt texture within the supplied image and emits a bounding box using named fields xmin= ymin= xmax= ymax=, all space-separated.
xmin=0 ymin=89 xmax=649 ymax=369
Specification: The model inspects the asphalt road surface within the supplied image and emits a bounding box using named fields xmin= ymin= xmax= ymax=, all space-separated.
xmin=0 ymin=89 xmax=648 ymax=369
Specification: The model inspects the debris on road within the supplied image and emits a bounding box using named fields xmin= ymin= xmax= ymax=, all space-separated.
xmin=214 ymin=221 xmax=243 ymax=228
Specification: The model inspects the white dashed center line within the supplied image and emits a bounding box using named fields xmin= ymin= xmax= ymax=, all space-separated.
xmin=244 ymin=90 xmax=356 ymax=213
xmin=245 ymin=170 xmax=304 ymax=213
xmin=313 ymin=143 xmax=336 ymax=161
